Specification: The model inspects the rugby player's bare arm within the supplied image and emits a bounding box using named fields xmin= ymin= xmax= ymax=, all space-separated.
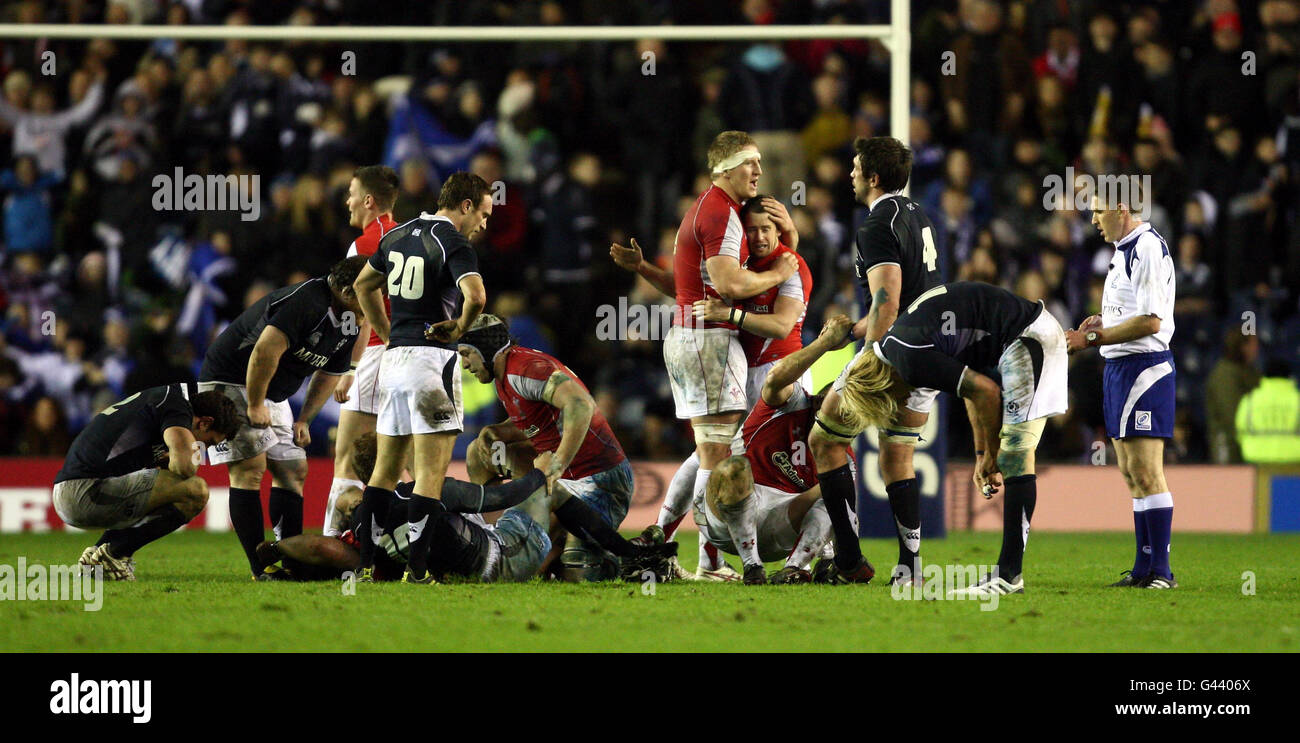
xmin=692 ymin=294 xmax=804 ymax=340
xmin=958 ymin=368 xmax=1005 ymax=494
xmin=246 ymin=325 xmax=289 ymax=424
xmin=541 ymin=372 xmax=596 ymax=486
xmin=163 ymin=425 xmax=200 ymax=478
xmin=761 ymin=315 xmax=853 ymax=407
xmin=334 ymin=317 xmax=371 ymax=403
xmin=706 ymin=253 xmax=797 ymax=301
xmin=610 ymin=238 xmax=675 ymax=297
xmin=761 ymin=197 xmax=798 ymax=252
xmin=352 ymin=263 xmax=389 ymax=343
xmin=853 ymin=264 xmax=902 ymax=342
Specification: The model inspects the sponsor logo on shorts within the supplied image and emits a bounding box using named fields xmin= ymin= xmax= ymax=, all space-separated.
xmin=1135 ymin=410 xmax=1152 ymax=431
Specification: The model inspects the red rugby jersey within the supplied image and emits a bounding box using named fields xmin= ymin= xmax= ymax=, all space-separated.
xmin=495 ymin=346 xmax=626 ymax=480
xmin=672 ymin=185 xmax=747 ymax=329
xmin=739 ymin=243 xmax=811 ymax=367
xmin=739 ymin=384 xmax=849 ymax=493
xmin=346 ymin=213 xmax=399 ymax=347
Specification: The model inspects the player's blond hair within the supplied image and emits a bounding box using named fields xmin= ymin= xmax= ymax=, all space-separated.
xmin=706 ymin=130 xmax=757 ymax=173
xmin=837 ymin=350 xmax=898 ymax=432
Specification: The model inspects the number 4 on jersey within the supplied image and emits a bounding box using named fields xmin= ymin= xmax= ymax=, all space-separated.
xmin=921 ymin=226 xmax=938 ymax=272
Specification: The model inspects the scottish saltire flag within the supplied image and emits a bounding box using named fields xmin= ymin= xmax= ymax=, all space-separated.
xmin=383 ymin=93 xmax=497 ymax=182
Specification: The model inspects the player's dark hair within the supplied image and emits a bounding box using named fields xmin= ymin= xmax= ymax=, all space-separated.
xmin=853 ymin=136 xmax=912 ymax=193
xmin=351 ymin=431 xmax=378 ymax=484
xmin=353 ymin=165 xmax=399 ymax=211
xmin=739 ymin=194 xmax=774 ymax=221
xmin=191 ymin=390 xmax=240 ymax=437
xmin=328 ymin=255 xmax=368 ymax=294
xmin=436 ymin=171 xmax=492 ymax=211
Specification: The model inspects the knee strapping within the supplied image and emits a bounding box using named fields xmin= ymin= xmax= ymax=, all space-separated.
xmin=814 ymin=416 xmax=857 ymax=444
xmin=694 ymin=422 xmax=739 ymax=446
xmin=880 ymin=424 xmax=924 ymax=446
xmin=999 ymin=418 xmax=1046 ymax=451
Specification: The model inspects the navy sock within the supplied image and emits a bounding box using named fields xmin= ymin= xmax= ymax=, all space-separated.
xmin=996 ymin=474 xmax=1036 ymax=579
xmin=355 ymin=485 xmax=392 ymax=569
xmin=228 ymin=487 xmax=265 ymax=576
xmin=886 ymin=477 xmax=921 ymax=575
xmin=405 ymin=496 xmax=447 ymax=579
xmin=819 ymin=464 xmax=863 ymax=570
xmin=268 ymin=487 xmax=303 ymax=541
xmin=104 ymin=505 xmax=189 ymax=558
xmin=1131 ymin=503 xmax=1151 ymax=577
xmin=1145 ymin=493 xmax=1173 ymax=579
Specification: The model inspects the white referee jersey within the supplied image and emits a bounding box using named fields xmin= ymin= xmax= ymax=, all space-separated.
xmin=1100 ymin=222 xmax=1176 ymax=359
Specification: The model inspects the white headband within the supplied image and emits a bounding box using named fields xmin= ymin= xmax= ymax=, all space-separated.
xmin=712 ymin=149 xmax=762 ymax=175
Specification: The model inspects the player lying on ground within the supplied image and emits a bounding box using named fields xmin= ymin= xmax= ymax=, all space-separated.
xmin=254 ymin=434 xmax=675 ymax=582
xmin=457 ymin=314 xmax=639 ymax=581
xmin=696 ymin=316 xmax=856 ymax=585
xmin=198 ymin=256 xmax=368 ymax=577
xmin=823 ymin=281 xmax=1069 ymax=596
xmin=61 ymin=384 xmax=240 ymax=580
xmin=610 ymin=169 xmax=803 ymax=580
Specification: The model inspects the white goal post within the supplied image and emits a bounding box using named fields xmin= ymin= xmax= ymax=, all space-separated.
xmin=0 ymin=0 xmax=911 ymax=155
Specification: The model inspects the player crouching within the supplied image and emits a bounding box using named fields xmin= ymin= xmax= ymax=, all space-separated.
xmin=697 ymin=316 xmax=856 ymax=584
xmin=458 ymin=314 xmax=641 ymax=582
xmin=59 ymin=385 xmax=240 ymax=580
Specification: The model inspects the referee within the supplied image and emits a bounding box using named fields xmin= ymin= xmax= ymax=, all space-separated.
xmin=1067 ymin=188 xmax=1178 ymax=589
xmin=199 ymin=256 xmax=367 ymax=578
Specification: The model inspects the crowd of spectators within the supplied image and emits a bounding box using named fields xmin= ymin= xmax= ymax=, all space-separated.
xmin=1 ymin=0 xmax=1297 ymax=466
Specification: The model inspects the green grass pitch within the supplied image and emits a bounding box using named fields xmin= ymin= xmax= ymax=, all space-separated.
xmin=2 ymin=531 xmax=1298 ymax=652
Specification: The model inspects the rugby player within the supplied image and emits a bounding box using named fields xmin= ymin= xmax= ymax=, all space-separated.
xmin=698 ymin=316 xmax=855 ymax=585
xmin=610 ymin=131 xmax=800 ymax=579
xmin=351 ymin=172 xmax=490 ymax=584
xmin=1066 ymin=191 xmax=1178 ymax=589
xmin=198 ymin=256 xmax=368 ymax=578
xmin=254 ymin=434 xmax=675 ymax=583
xmin=457 ymin=314 xmax=637 ymax=581
xmin=63 ymin=384 xmax=240 ymax=580
xmin=808 ymin=136 xmax=943 ymax=585
xmin=832 ymin=281 xmax=1068 ymax=595
xmin=325 ymin=165 xmax=400 ymax=537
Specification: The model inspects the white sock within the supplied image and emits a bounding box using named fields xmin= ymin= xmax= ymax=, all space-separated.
xmin=325 ymin=477 xmax=363 ymax=537
xmin=657 ymin=452 xmax=700 ymax=539
xmin=716 ymin=494 xmax=761 ymax=568
xmin=787 ymin=503 xmax=832 ymax=571
xmin=693 ymin=468 xmax=725 ymax=571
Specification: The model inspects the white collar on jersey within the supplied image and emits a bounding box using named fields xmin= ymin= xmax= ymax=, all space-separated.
xmin=419 ymin=212 xmax=454 ymax=225
xmin=1112 ymin=221 xmax=1151 ymax=248
xmin=868 ymin=191 xmax=901 ymax=212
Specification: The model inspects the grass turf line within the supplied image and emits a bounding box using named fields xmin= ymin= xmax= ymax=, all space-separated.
xmin=1 ymin=531 xmax=1297 ymax=652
